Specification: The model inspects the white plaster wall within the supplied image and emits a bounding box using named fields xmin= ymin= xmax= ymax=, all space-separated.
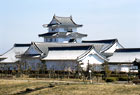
xmin=44 ymin=38 xmax=48 ymax=42
xmin=45 ymin=60 xmax=77 ymax=71
xmin=24 ymin=59 xmax=42 ymax=70
xmin=0 ymin=63 xmax=17 ymax=70
xmin=48 ymin=28 xmax=52 ymax=32
xmin=109 ymin=64 xmax=138 ymax=72
xmin=25 ymin=45 xmax=40 ymax=55
xmin=108 ymin=65 xmax=121 ymax=72
xmin=58 ymin=28 xmax=65 ymax=32
xmin=44 ymin=37 xmax=70 ymax=43
xmin=105 ymin=42 xmax=122 ymax=54
xmin=49 ymin=27 xmax=77 ymax=32
xmin=57 ymin=37 xmax=82 ymax=43
xmin=57 ymin=38 xmax=69 ymax=43
xmin=80 ymin=54 xmax=104 ymax=71
xmin=76 ymin=38 xmax=82 ymax=43
xmin=72 ymin=28 xmax=77 ymax=32
xmin=92 ymin=64 xmax=103 ymax=71
xmin=50 ymin=19 xmax=57 ymax=24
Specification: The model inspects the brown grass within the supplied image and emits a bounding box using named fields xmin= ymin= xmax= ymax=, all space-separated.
xmin=28 ymin=84 xmax=140 ymax=95
xmin=0 ymin=79 xmax=140 ymax=95
xmin=0 ymin=79 xmax=49 ymax=95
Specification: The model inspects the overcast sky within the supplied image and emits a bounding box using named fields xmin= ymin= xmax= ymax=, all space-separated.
xmin=0 ymin=0 xmax=140 ymax=54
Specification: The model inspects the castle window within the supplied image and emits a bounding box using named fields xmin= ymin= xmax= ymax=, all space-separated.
xmin=64 ymin=28 xmax=73 ymax=32
xmin=69 ymin=39 xmax=76 ymax=43
xmin=68 ymin=29 xmax=73 ymax=32
xmin=52 ymin=28 xmax=55 ymax=31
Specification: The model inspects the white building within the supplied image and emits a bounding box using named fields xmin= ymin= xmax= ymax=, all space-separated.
xmin=0 ymin=44 xmax=30 ymax=70
xmin=21 ymin=42 xmax=107 ymax=71
xmin=2 ymin=15 xmax=140 ymax=73
xmin=39 ymin=15 xmax=87 ymax=43
xmin=108 ymin=48 xmax=140 ymax=72
xmin=82 ymin=39 xmax=123 ymax=57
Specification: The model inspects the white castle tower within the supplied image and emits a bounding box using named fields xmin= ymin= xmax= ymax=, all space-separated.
xmin=39 ymin=15 xmax=87 ymax=43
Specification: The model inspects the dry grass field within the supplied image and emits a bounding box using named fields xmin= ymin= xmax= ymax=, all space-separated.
xmin=0 ymin=79 xmax=140 ymax=95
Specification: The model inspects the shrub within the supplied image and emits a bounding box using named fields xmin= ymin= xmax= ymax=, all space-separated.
xmin=48 ymin=83 xmax=55 ymax=88
xmin=118 ymin=77 xmax=135 ymax=81
xmin=106 ymin=77 xmax=118 ymax=82
xmin=118 ymin=77 xmax=128 ymax=81
xmin=132 ymin=80 xmax=140 ymax=84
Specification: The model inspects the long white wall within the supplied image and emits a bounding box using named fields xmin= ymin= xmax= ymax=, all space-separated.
xmin=24 ymin=59 xmax=42 ymax=70
xmin=0 ymin=63 xmax=17 ymax=70
xmin=109 ymin=64 xmax=138 ymax=72
xmin=45 ymin=60 xmax=77 ymax=71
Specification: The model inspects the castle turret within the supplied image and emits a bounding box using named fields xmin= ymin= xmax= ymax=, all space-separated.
xmin=39 ymin=15 xmax=87 ymax=43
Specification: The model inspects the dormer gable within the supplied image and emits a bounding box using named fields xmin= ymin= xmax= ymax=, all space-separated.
xmin=24 ymin=42 xmax=42 ymax=55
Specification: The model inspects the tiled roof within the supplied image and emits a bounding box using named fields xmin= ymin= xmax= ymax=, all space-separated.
xmin=43 ymin=50 xmax=88 ymax=60
xmin=82 ymin=39 xmax=116 ymax=53
xmin=34 ymin=42 xmax=95 ymax=47
xmin=14 ymin=44 xmax=31 ymax=47
xmin=41 ymin=44 xmax=107 ymax=61
xmin=82 ymin=39 xmax=124 ymax=54
xmin=32 ymin=42 xmax=92 ymax=60
xmin=38 ymin=32 xmax=57 ymax=37
xmin=32 ymin=42 xmax=96 ymax=55
xmin=115 ymin=48 xmax=140 ymax=52
xmin=48 ymin=46 xmax=92 ymax=51
xmin=32 ymin=42 xmax=108 ymax=60
xmin=0 ymin=44 xmax=30 ymax=63
xmin=82 ymin=39 xmax=117 ymax=44
xmin=108 ymin=48 xmax=140 ymax=63
xmin=43 ymin=15 xmax=82 ymax=27
xmin=38 ymin=32 xmax=87 ymax=38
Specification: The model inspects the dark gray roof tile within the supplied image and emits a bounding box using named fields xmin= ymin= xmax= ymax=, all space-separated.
xmin=39 ymin=32 xmax=87 ymax=38
xmin=82 ymin=39 xmax=117 ymax=44
xmin=44 ymin=15 xmax=82 ymax=27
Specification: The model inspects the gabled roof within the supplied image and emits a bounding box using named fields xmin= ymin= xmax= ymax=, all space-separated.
xmin=42 ymin=46 xmax=92 ymax=60
xmin=33 ymin=42 xmax=92 ymax=50
xmin=29 ymin=42 xmax=101 ymax=55
xmin=0 ymin=44 xmax=30 ymax=63
xmin=77 ymin=46 xmax=108 ymax=62
xmin=108 ymin=48 xmax=140 ymax=63
xmin=82 ymin=39 xmax=118 ymax=44
xmin=28 ymin=42 xmax=107 ymax=61
xmin=43 ymin=15 xmax=83 ymax=28
xmin=38 ymin=32 xmax=87 ymax=38
xmin=82 ymin=39 xmax=119 ymax=53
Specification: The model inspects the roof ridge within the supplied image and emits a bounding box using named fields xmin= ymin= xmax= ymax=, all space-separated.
xmin=14 ymin=43 xmax=30 ymax=47
xmin=115 ymin=48 xmax=140 ymax=52
xmin=32 ymin=42 xmax=43 ymax=53
xmin=54 ymin=15 xmax=71 ymax=18
xmin=82 ymin=38 xmax=117 ymax=42
xmin=77 ymin=46 xmax=93 ymax=59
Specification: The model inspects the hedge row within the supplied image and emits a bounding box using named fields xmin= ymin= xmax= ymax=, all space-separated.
xmin=105 ymin=77 xmax=135 ymax=82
